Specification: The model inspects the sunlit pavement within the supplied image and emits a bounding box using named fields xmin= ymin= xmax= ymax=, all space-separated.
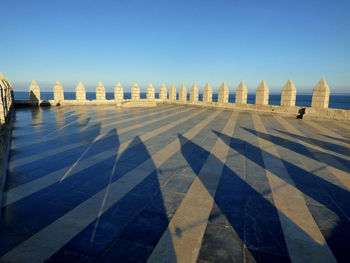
xmin=1 ymin=104 xmax=350 ymax=263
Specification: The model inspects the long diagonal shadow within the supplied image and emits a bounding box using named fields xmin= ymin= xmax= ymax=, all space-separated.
xmin=5 ymin=121 xmax=101 ymax=188
xmin=214 ymin=130 xmax=350 ymax=262
xmin=45 ymin=135 xmax=177 ymax=262
xmin=177 ymin=133 xmax=291 ymax=262
xmin=243 ymin=128 xmax=350 ymax=172
xmin=0 ymin=128 xmax=116 ymax=255
xmin=320 ymin=134 xmax=350 ymax=145
xmin=272 ymin=129 xmax=350 ymax=158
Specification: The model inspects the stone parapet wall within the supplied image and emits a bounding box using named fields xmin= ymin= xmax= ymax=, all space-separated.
xmin=202 ymin=83 xmax=212 ymax=103
xmin=0 ymin=73 xmax=14 ymax=124
xmin=159 ymin=84 xmax=167 ymax=101
xmin=29 ymin=80 xmax=40 ymax=104
xmin=281 ymin=80 xmax=296 ymax=107
xmin=179 ymin=84 xmax=187 ymax=102
xmin=235 ymin=81 xmax=248 ymax=105
xmin=53 ymin=81 xmax=64 ymax=102
xmin=96 ymin=81 xmax=106 ymax=101
xmin=218 ymin=82 xmax=229 ymax=103
xmin=311 ymin=78 xmax=330 ymax=108
xmin=76 ymin=81 xmax=86 ymax=101
xmin=190 ymin=84 xmax=198 ymax=103
xmin=146 ymin=84 xmax=155 ymax=100
xmin=0 ymin=72 xmax=15 ymax=214
xmin=255 ymin=80 xmax=269 ymax=105
xmin=114 ymin=82 xmax=123 ymax=104
xmin=131 ymin=83 xmax=140 ymax=100
xmin=10 ymin=77 xmax=350 ymax=121
xmin=169 ymin=85 xmax=176 ymax=101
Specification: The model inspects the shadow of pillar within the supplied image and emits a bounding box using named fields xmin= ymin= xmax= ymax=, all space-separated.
xmin=213 ymin=130 xmax=350 ymax=263
xmin=177 ymin=133 xmax=290 ymax=262
xmin=43 ymin=135 xmax=177 ymax=262
xmin=29 ymin=90 xmax=39 ymax=106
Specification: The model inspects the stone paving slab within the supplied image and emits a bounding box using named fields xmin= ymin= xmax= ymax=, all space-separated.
xmin=0 ymin=105 xmax=349 ymax=263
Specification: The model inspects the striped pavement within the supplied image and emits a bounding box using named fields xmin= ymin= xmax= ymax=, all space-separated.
xmin=0 ymin=105 xmax=349 ymax=263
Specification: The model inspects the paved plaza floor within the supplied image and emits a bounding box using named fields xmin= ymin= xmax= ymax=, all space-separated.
xmin=0 ymin=104 xmax=350 ymax=263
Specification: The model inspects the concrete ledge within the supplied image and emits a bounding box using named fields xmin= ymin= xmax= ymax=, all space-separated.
xmin=122 ymin=99 xmax=157 ymax=107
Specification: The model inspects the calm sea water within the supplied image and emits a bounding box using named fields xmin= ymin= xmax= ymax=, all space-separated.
xmin=14 ymin=92 xmax=350 ymax=110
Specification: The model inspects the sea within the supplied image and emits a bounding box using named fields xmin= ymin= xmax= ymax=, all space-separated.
xmin=13 ymin=92 xmax=350 ymax=110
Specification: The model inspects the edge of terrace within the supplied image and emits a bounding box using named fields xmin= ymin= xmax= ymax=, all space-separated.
xmin=13 ymin=77 xmax=350 ymax=122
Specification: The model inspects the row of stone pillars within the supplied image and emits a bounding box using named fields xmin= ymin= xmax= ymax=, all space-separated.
xmin=29 ymin=78 xmax=331 ymax=108
xmin=0 ymin=72 xmax=14 ymax=124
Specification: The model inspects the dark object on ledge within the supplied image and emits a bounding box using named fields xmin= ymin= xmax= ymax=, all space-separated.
xmin=40 ymin=100 xmax=51 ymax=107
xmin=297 ymin=108 xmax=306 ymax=119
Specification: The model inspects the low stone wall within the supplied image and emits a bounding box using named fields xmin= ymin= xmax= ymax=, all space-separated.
xmin=14 ymin=77 xmax=350 ymax=121
xmin=0 ymin=72 xmax=15 ymax=215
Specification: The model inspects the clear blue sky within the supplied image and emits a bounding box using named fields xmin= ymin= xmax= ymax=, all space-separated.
xmin=1 ymin=0 xmax=350 ymax=93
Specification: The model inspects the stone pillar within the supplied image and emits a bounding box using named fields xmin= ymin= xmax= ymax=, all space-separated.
xmin=281 ymin=80 xmax=296 ymax=107
xmin=218 ymin=82 xmax=229 ymax=103
xmin=235 ymin=81 xmax=248 ymax=105
xmin=54 ymin=81 xmax=64 ymax=102
xmin=96 ymin=81 xmax=106 ymax=101
xmin=0 ymin=73 xmax=14 ymax=124
xmin=203 ymin=83 xmax=212 ymax=103
xmin=169 ymin=84 xmax=177 ymax=101
xmin=255 ymin=80 xmax=269 ymax=105
xmin=3 ymin=78 xmax=13 ymax=113
xmin=159 ymin=83 xmax=167 ymax=100
xmin=76 ymin=81 xmax=86 ymax=101
xmin=311 ymin=78 xmax=330 ymax=109
xmin=131 ymin=83 xmax=140 ymax=100
xmin=179 ymin=84 xmax=187 ymax=102
xmin=146 ymin=84 xmax=155 ymax=100
xmin=190 ymin=83 xmax=198 ymax=103
xmin=9 ymin=80 xmax=14 ymax=110
xmin=0 ymin=74 xmax=7 ymax=122
xmin=29 ymin=80 xmax=40 ymax=104
xmin=1 ymin=75 xmax=13 ymax=110
xmin=114 ymin=82 xmax=124 ymax=103
xmin=0 ymin=80 xmax=4 ymax=124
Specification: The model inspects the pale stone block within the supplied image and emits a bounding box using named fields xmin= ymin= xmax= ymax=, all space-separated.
xmin=218 ymin=82 xmax=229 ymax=103
xmin=202 ymin=83 xmax=212 ymax=103
xmin=159 ymin=83 xmax=167 ymax=100
xmin=235 ymin=81 xmax=247 ymax=104
xmin=114 ymin=82 xmax=124 ymax=103
xmin=255 ymin=80 xmax=269 ymax=105
xmin=131 ymin=83 xmax=140 ymax=100
xmin=96 ymin=81 xmax=106 ymax=101
xmin=0 ymin=79 xmax=11 ymax=114
xmin=281 ymin=80 xmax=296 ymax=107
xmin=169 ymin=84 xmax=177 ymax=101
xmin=0 ymin=72 xmax=4 ymax=80
xmin=146 ymin=84 xmax=155 ymax=100
xmin=0 ymin=82 xmax=4 ymax=124
xmin=53 ymin=81 xmax=64 ymax=102
xmin=76 ymin=81 xmax=86 ymax=101
xmin=4 ymin=78 xmax=14 ymax=111
xmin=190 ymin=83 xmax=198 ymax=103
xmin=311 ymin=78 xmax=330 ymax=109
xmin=179 ymin=84 xmax=187 ymax=102
xmin=29 ymin=80 xmax=40 ymax=103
